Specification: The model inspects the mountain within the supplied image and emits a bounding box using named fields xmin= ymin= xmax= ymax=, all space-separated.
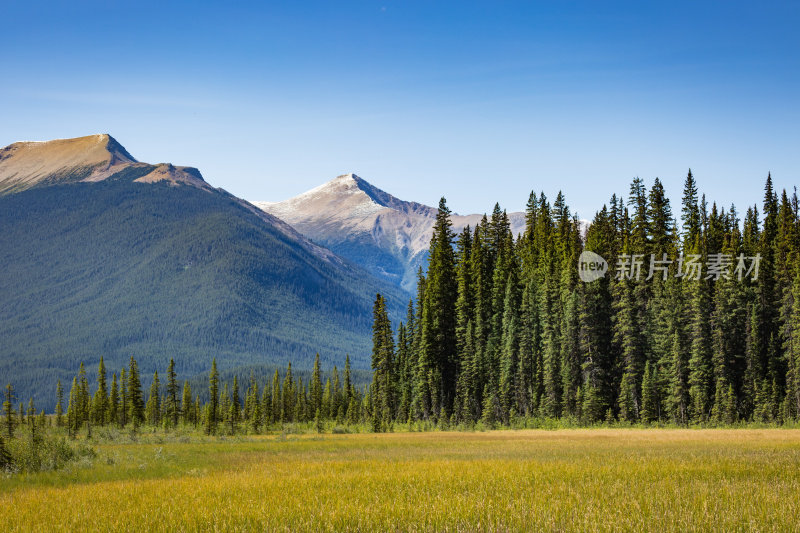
xmin=254 ymin=174 xmax=527 ymax=292
xmin=0 ymin=134 xmax=222 ymax=192
xmin=0 ymin=136 xmax=406 ymax=406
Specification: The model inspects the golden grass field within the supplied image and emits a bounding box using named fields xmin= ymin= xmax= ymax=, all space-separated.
xmin=2 ymin=429 xmax=800 ymax=531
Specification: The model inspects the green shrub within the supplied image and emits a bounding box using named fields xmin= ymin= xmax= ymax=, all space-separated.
xmin=5 ymin=433 xmax=96 ymax=473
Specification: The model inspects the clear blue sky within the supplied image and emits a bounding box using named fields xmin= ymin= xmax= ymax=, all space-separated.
xmin=1 ymin=1 xmax=798 ymax=219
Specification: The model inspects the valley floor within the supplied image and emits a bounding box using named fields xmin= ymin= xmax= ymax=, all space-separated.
xmin=2 ymin=429 xmax=800 ymax=531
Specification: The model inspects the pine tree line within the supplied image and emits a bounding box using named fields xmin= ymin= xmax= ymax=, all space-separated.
xmin=22 ymin=353 xmax=373 ymax=436
xmin=368 ymin=172 xmax=800 ymax=428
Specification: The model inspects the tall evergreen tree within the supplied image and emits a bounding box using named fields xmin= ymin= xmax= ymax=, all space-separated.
xmin=109 ymin=373 xmax=119 ymax=426
xmin=127 ymin=356 xmax=145 ymax=428
xmin=499 ymin=274 xmax=522 ymax=421
xmin=182 ymin=381 xmax=193 ymax=425
xmin=641 ymin=361 xmax=661 ymax=423
xmin=283 ymin=363 xmax=295 ymax=423
xmin=231 ymin=375 xmax=241 ymax=432
xmin=418 ymin=198 xmax=458 ymax=418
xmin=165 ymin=358 xmax=180 ymax=428
xmin=145 ymin=371 xmax=161 ymax=426
xmin=310 ymin=353 xmax=323 ymax=418
xmin=271 ymin=369 xmax=281 ymax=424
xmin=66 ymin=377 xmax=78 ymax=435
xmin=55 ymin=380 xmax=64 ymax=428
xmin=262 ymin=379 xmax=272 ymax=427
xmin=785 ymin=264 xmax=800 ymax=420
xmin=207 ymin=359 xmax=220 ymax=434
xmin=92 ymin=356 xmax=108 ymax=425
xmin=681 ymin=170 xmax=701 ymax=250
xmin=3 ymin=384 xmax=16 ymax=438
xmin=77 ymin=362 xmax=90 ymax=426
xmin=688 ymin=251 xmax=714 ymax=421
xmin=249 ymin=373 xmax=262 ymax=433
xmin=370 ymin=294 xmax=396 ymax=431
xmin=119 ymin=368 xmax=128 ymax=427
xmin=666 ymin=312 xmax=690 ymax=425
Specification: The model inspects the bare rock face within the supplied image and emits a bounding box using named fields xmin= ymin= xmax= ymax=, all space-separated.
xmin=254 ymin=173 xmax=526 ymax=292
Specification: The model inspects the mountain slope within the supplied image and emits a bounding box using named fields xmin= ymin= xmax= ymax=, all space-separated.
xmin=0 ymin=134 xmax=136 ymax=193
xmin=0 ymin=137 xmax=406 ymax=406
xmin=254 ymin=174 xmax=526 ymax=291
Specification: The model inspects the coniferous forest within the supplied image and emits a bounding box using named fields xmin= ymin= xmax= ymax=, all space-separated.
xmin=368 ymin=171 xmax=800 ymax=430
xmin=2 ymin=171 xmax=800 ymax=469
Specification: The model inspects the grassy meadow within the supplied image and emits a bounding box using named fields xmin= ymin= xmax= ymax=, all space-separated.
xmin=2 ymin=428 xmax=800 ymax=531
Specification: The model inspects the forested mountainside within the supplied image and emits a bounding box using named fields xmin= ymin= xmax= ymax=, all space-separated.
xmin=0 ymin=136 xmax=405 ymax=406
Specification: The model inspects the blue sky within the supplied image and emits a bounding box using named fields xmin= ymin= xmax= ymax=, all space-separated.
xmin=1 ymin=1 xmax=798 ymax=219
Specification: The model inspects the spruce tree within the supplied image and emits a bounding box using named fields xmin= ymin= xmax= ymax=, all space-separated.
xmin=262 ymin=380 xmax=272 ymax=427
xmin=127 ymin=356 xmax=145 ymax=428
xmin=419 ymin=198 xmax=458 ymax=417
xmin=579 ymin=208 xmax=615 ymax=421
xmin=518 ymin=278 xmax=542 ymax=417
xmin=77 ymin=362 xmax=90 ymax=426
xmin=559 ymin=288 xmax=581 ymax=418
xmin=282 ymin=363 xmax=295 ymax=423
xmin=250 ymin=375 xmax=261 ymax=433
xmin=469 ymin=221 xmax=490 ymax=411
xmin=756 ymin=174 xmax=780 ymax=418
xmin=3 ymin=384 xmax=15 ymax=438
xmin=411 ymin=267 xmax=430 ymax=420
xmin=27 ymin=398 xmax=36 ymax=439
xmin=688 ymin=275 xmax=714 ymax=422
xmin=396 ymin=321 xmax=411 ymax=422
xmin=322 ymin=379 xmax=332 ymax=420
xmin=681 ymin=169 xmax=701 ymax=251
xmin=271 ymin=369 xmax=281 ymax=425
xmin=221 ymin=382 xmax=230 ymax=430
xmin=119 ymin=368 xmax=128 ymax=427
xmin=454 ymin=321 xmax=478 ymax=423
xmin=541 ymin=290 xmax=563 ymax=418
xmin=207 ymin=359 xmax=220 ymax=434
xmin=332 ymin=366 xmax=343 ymax=422
xmin=165 ymin=358 xmax=180 ymax=428
xmin=641 ymin=362 xmax=658 ymax=424
xmin=343 ymin=354 xmax=353 ymax=406
xmin=455 ymin=225 xmax=475 ymax=415
xmin=145 ymin=371 xmax=161 ymax=426
xmin=667 ymin=323 xmax=690 ymax=425
xmin=231 ymin=375 xmax=241 ymax=432
xmin=66 ymin=377 xmax=78 ymax=435
xmin=370 ymin=294 xmax=396 ymax=430
xmin=294 ymin=376 xmax=306 ymax=423
xmin=182 ymin=381 xmax=193 ymax=425
xmin=785 ymin=264 xmax=800 ymax=419
xmin=92 ymin=356 xmax=108 ymax=425
xmin=499 ymin=274 xmax=521 ymax=421
xmin=109 ymin=373 xmax=119 ymax=427
xmin=310 ymin=353 xmax=323 ymax=417
xmin=55 ymin=380 xmax=64 ymax=428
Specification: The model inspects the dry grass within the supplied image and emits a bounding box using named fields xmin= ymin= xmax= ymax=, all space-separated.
xmin=2 ymin=429 xmax=800 ymax=531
